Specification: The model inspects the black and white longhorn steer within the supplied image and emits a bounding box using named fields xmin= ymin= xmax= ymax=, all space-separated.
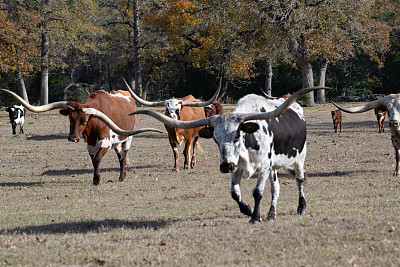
xmin=333 ymin=94 xmax=400 ymax=176
xmin=87 ymin=87 xmax=328 ymax=223
xmin=6 ymin=105 xmax=25 ymax=134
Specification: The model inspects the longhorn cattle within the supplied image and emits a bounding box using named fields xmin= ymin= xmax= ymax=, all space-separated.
xmin=332 ymin=95 xmax=400 ymax=176
xmin=100 ymin=86 xmax=327 ymax=224
xmin=123 ymin=79 xmax=220 ymax=171
xmin=1 ymin=89 xmax=162 ymax=185
xmin=204 ymin=101 xmax=223 ymax=117
xmin=6 ymin=105 xmax=25 ymax=134
xmin=374 ymin=107 xmax=387 ymax=134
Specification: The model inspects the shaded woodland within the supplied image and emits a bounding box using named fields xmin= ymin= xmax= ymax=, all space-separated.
xmin=0 ymin=0 xmax=399 ymax=106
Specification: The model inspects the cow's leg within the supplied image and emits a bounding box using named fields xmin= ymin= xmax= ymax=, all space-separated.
xmin=183 ymin=139 xmax=191 ymax=170
xmin=250 ymin=169 xmax=270 ymax=224
xmin=11 ymin=122 xmax=16 ymax=135
xmin=339 ymin=120 xmax=342 ymax=133
xmin=231 ymin=169 xmax=253 ymax=217
xmin=169 ymin=140 xmax=179 ymax=171
xmin=394 ymin=149 xmax=400 ymax=176
xmin=266 ymin=170 xmax=280 ymax=221
xmin=114 ymin=143 xmax=128 ymax=182
xmin=91 ymin=147 xmax=108 ymax=185
xmin=190 ymin=135 xmax=199 ymax=168
xmin=19 ymin=124 xmax=23 ymax=134
xmin=295 ymin=164 xmax=307 ymax=215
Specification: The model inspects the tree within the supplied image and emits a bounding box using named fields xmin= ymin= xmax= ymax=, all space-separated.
xmin=0 ymin=1 xmax=40 ymax=102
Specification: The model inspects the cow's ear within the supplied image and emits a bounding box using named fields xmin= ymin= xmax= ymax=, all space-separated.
xmin=240 ymin=122 xmax=259 ymax=134
xmin=199 ymin=126 xmax=214 ymax=138
xmin=59 ymin=109 xmax=70 ymax=116
xmin=5 ymin=107 xmax=10 ymax=112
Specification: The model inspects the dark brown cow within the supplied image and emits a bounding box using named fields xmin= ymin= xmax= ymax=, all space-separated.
xmin=204 ymin=101 xmax=223 ymax=117
xmin=374 ymin=107 xmax=387 ymax=134
xmin=123 ymin=79 xmax=220 ymax=171
xmin=331 ymin=109 xmax=342 ymax=133
xmin=1 ymin=89 xmax=161 ymax=184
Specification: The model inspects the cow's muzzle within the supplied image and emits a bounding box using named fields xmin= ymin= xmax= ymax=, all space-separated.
xmin=68 ymin=136 xmax=80 ymax=143
xmin=389 ymin=120 xmax=400 ymax=128
xmin=220 ymin=162 xmax=236 ymax=173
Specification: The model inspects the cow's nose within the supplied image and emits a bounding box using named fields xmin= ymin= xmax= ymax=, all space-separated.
xmin=389 ymin=120 xmax=400 ymax=127
xmin=68 ymin=136 xmax=79 ymax=143
xmin=220 ymin=162 xmax=235 ymax=173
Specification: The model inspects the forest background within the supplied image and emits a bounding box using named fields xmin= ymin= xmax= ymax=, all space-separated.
xmin=0 ymin=0 xmax=399 ymax=106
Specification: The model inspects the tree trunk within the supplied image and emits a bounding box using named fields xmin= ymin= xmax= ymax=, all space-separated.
xmin=133 ymin=0 xmax=143 ymax=98
xmin=40 ymin=32 xmax=49 ymax=105
xmin=17 ymin=71 xmax=29 ymax=103
xmin=265 ymin=60 xmax=273 ymax=96
xmin=300 ymin=58 xmax=314 ymax=106
xmin=316 ymin=61 xmax=328 ymax=104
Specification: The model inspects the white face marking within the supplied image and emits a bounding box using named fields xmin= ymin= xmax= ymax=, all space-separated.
xmin=165 ymin=99 xmax=182 ymax=120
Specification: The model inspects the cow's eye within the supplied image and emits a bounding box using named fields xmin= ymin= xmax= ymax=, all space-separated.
xmin=233 ymin=131 xmax=240 ymax=143
xmin=81 ymin=121 xmax=88 ymax=125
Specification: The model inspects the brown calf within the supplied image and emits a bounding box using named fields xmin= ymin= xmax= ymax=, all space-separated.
xmin=331 ymin=109 xmax=342 ymax=133
xmin=374 ymin=107 xmax=387 ymax=134
xmin=204 ymin=101 xmax=223 ymax=117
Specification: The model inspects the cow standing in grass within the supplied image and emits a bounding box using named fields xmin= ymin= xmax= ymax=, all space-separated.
xmin=88 ymin=87 xmax=328 ymax=223
xmin=6 ymin=105 xmax=25 ymax=134
xmin=123 ymin=79 xmax=220 ymax=171
xmin=1 ymin=89 xmax=162 ymax=185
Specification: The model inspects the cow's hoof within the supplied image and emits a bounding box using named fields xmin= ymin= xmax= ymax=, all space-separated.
xmin=266 ymin=212 xmax=276 ymax=221
xmin=239 ymin=204 xmax=253 ymax=216
xmin=93 ymin=179 xmax=101 ymax=185
xmin=249 ymin=217 xmax=261 ymax=225
xmin=118 ymin=178 xmax=126 ymax=182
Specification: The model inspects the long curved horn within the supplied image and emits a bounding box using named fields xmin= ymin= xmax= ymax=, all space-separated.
xmin=83 ymin=108 xmax=164 ymax=136
xmin=130 ymin=86 xmax=330 ymax=129
xmin=259 ymin=88 xmax=278 ymax=99
xmin=130 ymin=110 xmax=212 ymax=129
xmin=180 ymin=77 xmax=222 ymax=107
xmin=1 ymin=89 xmax=68 ymax=112
xmin=241 ymin=86 xmax=330 ymax=121
xmin=331 ymin=98 xmax=385 ymax=113
xmin=122 ymin=78 xmax=165 ymax=107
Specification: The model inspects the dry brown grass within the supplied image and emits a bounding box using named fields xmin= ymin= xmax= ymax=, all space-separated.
xmin=0 ymin=103 xmax=399 ymax=266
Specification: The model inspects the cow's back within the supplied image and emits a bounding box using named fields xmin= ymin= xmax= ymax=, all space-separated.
xmin=84 ymin=90 xmax=137 ymax=131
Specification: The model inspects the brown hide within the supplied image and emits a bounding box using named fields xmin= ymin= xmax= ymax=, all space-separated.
xmin=61 ymin=90 xmax=137 ymax=184
xmin=374 ymin=107 xmax=387 ymax=134
xmin=331 ymin=109 xmax=342 ymax=133
xmin=164 ymin=95 xmax=205 ymax=171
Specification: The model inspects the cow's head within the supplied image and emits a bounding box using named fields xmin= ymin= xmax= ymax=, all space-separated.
xmin=199 ymin=115 xmax=259 ymax=173
xmin=129 ymin=87 xmax=327 ymax=173
xmin=332 ymin=94 xmax=400 ymax=131
xmin=59 ymin=102 xmax=91 ymax=142
xmin=164 ymin=98 xmax=183 ymax=120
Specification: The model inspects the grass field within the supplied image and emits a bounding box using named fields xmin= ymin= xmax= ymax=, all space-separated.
xmin=0 ymin=103 xmax=399 ymax=266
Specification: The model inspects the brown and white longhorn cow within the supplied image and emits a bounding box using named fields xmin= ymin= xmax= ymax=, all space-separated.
xmin=333 ymin=95 xmax=400 ymax=176
xmin=122 ymin=79 xmax=220 ymax=171
xmin=1 ymin=89 xmax=162 ymax=185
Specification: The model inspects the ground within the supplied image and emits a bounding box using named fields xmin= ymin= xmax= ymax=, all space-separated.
xmin=0 ymin=103 xmax=399 ymax=266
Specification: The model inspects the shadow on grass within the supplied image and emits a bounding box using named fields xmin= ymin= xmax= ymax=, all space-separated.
xmin=0 ymin=219 xmax=168 ymax=235
xmin=40 ymin=164 xmax=163 ymax=176
xmin=26 ymin=134 xmax=68 ymax=141
xmin=0 ymin=182 xmax=45 ymax=187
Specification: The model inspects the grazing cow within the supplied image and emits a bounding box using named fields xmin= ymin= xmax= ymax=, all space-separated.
xmin=1 ymin=89 xmax=162 ymax=185
xmin=374 ymin=107 xmax=387 ymax=134
xmin=100 ymin=87 xmax=327 ymax=223
xmin=204 ymin=101 xmax=223 ymax=117
xmin=6 ymin=105 xmax=25 ymax=134
xmin=333 ymin=95 xmax=400 ymax=176
xmin=123 ymin=79 xmax=220 ymax=171
xmin=331 ymin=109 xmax=342 ymax=133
